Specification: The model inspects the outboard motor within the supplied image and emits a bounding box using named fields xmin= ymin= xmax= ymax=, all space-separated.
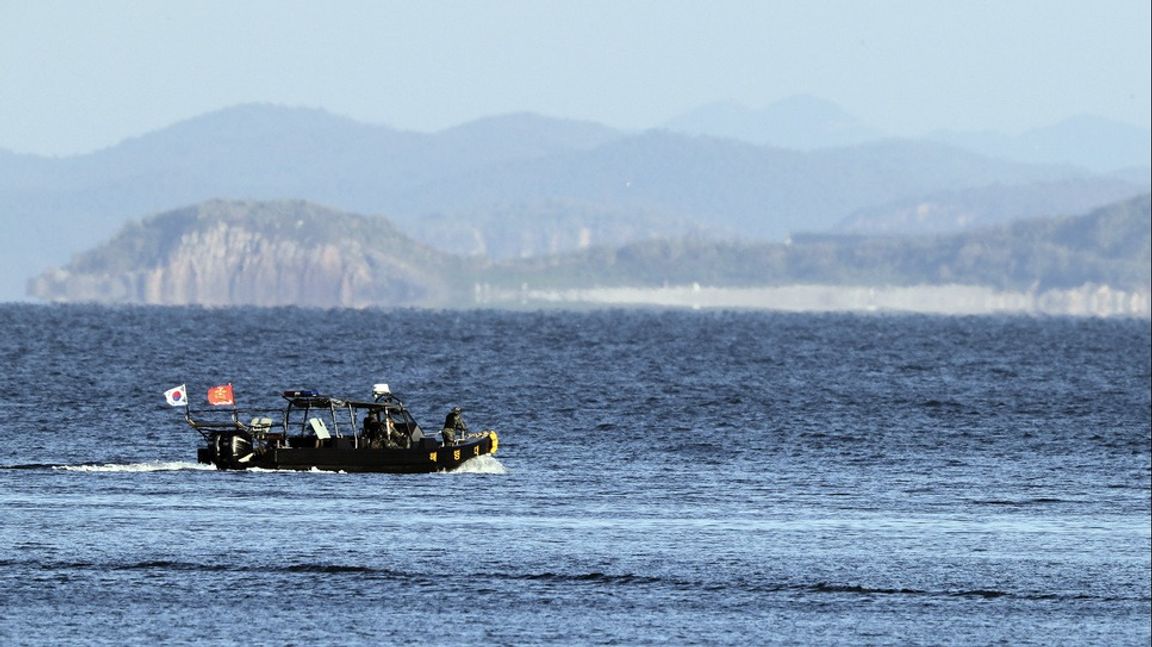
xmin=214 ymin=431 xmax=254 ymax=466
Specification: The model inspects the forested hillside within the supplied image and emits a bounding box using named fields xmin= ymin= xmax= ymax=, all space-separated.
xmin=481 ymin=194 xmax=1151 ymax=293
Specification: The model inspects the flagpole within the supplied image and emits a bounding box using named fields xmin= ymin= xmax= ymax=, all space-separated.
xmin=228 ymin=383 xmax=240 ymax=428
xmin=172 ymin=383 xmax=194 ymax=425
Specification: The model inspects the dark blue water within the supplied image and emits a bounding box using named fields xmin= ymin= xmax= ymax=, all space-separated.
xmin=1 ymin=304 xmax=1148 ymax=645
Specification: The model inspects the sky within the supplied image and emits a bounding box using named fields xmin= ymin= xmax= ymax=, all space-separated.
xmin=1 ymin=0 xmax=1149 ymax=157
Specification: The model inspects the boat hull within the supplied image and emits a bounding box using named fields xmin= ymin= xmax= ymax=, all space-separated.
xmin=198 ymin=431 xmax=498 ymax=473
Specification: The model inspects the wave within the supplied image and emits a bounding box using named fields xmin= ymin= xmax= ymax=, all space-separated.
xmin=448 ymin=454 xmax=508 ymax=475
xmin=471 ymin=573 xmax=1130 ymax=602
xmin=4 ymin=457 xmax=508 ymax=475
xmin=512 ymin=571 xmax=664 ymax=586
xmin=52 ymin=461 xmax=216 ymax=473
xmin=10 ymin=560 xmax=1139 ymax=603
xmin=970 ymin=497 xmax=1077 ymax=506
xmin=479 ymin=573 xmax=1061 ymax=602
xmin=24 ymin=560 xmax=416 ymax=580
xmin=804 ymin=582 xmax=1008 ymax=598
xmin=497 ymin=574 xmax=1012 ymax=599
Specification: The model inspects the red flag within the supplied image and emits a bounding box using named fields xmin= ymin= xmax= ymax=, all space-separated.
xmin=207 ymin=383 xmax=235 ymax=407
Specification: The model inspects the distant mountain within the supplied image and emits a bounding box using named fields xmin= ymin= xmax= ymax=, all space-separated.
xmin=1110 ymin=166 xmax=1152 ymax=186
xmin=399 ymin=133 xmax=1092 ymax=247
xmin=483 ymin=194 xmax=1151 ymax=295
xmin=28 ymin=200 xmax=462 ymax=307
xmin=32 ymin=195 xmax=1149 ymax=311
xmin=0 ymin=104 xmax=626 ymax=301
xmin=926 ymin=115 xmax=1152 ymax=175
xmin=663 ymin=95 xmax=881 ymax=149
xmin=434 ymin=112 xmax=621 ymax=163
xmin=666 ymin=98 xmax=1151 ymax=175
xmin=27 ymin=104 xmax=622 ymax=215
xmin=4 ymin=103 xmax=1144 ymax=302
xmin=836 ymin=177 xmax=1148 ymax=236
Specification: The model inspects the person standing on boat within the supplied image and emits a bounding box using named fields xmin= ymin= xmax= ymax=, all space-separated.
xmin=363 ymin=411 xmax=385 ymax=449
xmin=442 ymin=406 xmax=467 ymax=445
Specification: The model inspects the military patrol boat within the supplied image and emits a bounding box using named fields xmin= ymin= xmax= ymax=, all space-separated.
xmin=178 ymin=384 xmax=498 ymax=472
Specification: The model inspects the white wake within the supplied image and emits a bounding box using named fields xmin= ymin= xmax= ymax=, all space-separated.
xmin=449 ymin=454 xmax=508 ymax=475
xmin=53 ymin=461 xmax=216 ymax=472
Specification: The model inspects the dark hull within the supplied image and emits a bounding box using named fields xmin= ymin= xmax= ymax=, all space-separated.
xmin=198 ymin=432 xmax=498 ymax=473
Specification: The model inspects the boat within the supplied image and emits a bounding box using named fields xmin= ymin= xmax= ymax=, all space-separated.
xmin=177 ymin=384 xmax=498 ymax=472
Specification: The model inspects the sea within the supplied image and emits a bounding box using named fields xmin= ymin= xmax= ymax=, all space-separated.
xmin=0 ymin=304 xmax=1148 ymax=646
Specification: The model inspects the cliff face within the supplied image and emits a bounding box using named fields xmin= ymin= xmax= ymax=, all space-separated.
xmin=29 ymin=200 xmax=458 ymax=307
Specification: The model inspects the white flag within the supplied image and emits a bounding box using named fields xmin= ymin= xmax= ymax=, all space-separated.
xmin=165 ymin=384 xmax=188 ymax=407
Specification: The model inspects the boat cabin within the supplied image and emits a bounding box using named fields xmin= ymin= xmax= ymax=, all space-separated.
xmin=274 ymin=388 xmax=429 ymax=450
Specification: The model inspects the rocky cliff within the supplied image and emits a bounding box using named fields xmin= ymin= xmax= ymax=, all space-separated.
xmin=29 ymin=200 xmax=462 ymax=307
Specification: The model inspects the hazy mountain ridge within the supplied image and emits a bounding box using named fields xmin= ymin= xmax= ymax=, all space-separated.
xmin=4 ymin=102 xmax=1147 ymax=302
xmin=663 ymin=97 xmax=1152 ymax=174
xmin=838 ymin=177 xmax=1148 ymax=235
xmin=926 ymin=115 xmax=1152 ymax=175
xmin=399 ymin=131 xmax=1100 ymax=246
xmin=484 ymin=194 xmax=1151 ymax=293
xmin=663 ymin=95 xmax=882 ymax=149
xmin=29 ymin=195 xmax=1149 ymax=313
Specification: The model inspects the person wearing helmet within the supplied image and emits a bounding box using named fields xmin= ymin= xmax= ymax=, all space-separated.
xmin=363 ymin=410 xmax=385 ymax=449
xmin=441 ymin=406 xmax=468 ymax=445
